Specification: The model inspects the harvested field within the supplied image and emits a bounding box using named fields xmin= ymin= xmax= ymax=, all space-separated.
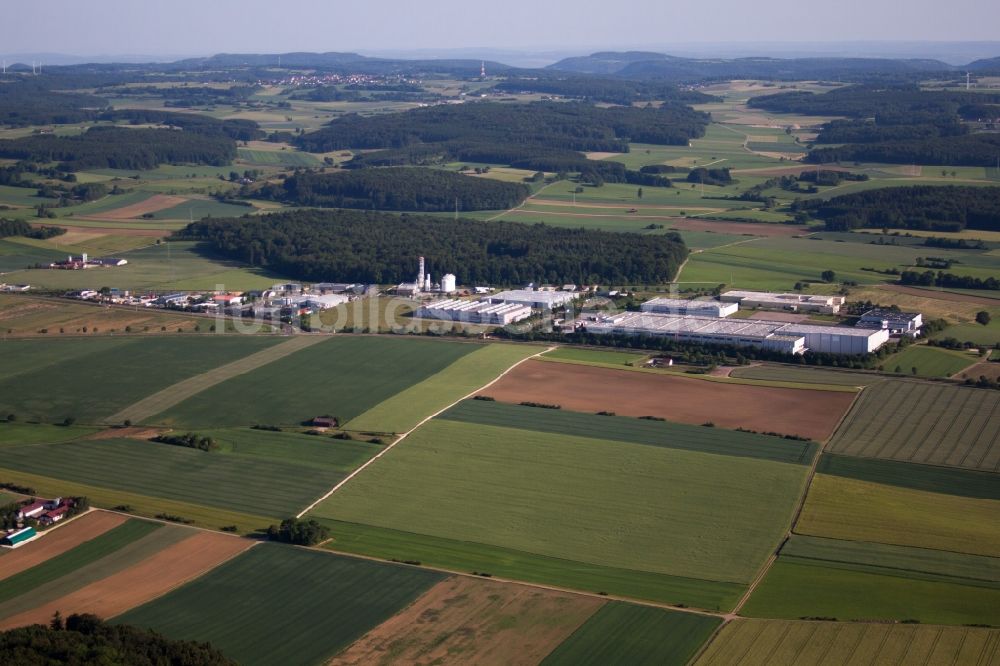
xmin=695 ymin=619 xmax=1000 ymax=665
xmin=84 ymin=426 xmax=166 ymax=440
xmin=509 ymin=207 xmax=805 ymax=238
xmin=826 ymin=380 xmax=1000 ymax=472
xmin=484 ymin=359 xmax=855 ymax=440
xmin=882 ymin=283 xmax=1000 ymax=306
xmin=0 ymin=512 xmax=127 ymax=581
xmin=80 ymin=194 xmax=187 ymax=220
xmin=957 ymin=360 xmax=1000 ymax=382
xmin=46 ymin=225 xmax=168 ymax=237
xmin=0 ymin=531 xmax=253 ymax=630
xmin=331 ymin=576 xmax=602 ymax=666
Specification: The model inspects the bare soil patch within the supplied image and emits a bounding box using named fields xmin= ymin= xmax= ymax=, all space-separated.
xmin=487 ymin=360 xmax=855 ymax=441
xmin=881 ymin=284 xmax=1000 ymax=306
xmin=0 ymin=512 xmax=127 ymax=582
xmin=84 ymin=427 xmax=167 ymax=441
xmin=584 ymin=151 xmax=624 ymax=160
xmin=954 ymin=361 xmax=1000 ymax=383
xmin=0 ymin=532 xmax=252 ymax=629
xmin=84 ymin=195 xmax=187 ymax=221
xmin=41 ymin=230 xmax=107 ymax=246
xmin=53 ymin=225 xmax=169 ymax=237
xmin=330 ymin=576 xmax=602 ymax=666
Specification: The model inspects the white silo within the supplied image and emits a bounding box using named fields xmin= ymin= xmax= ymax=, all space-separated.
xmin=424 ymin=273 xmax=432 ymax=291
xmin=441 ymin=273 xmax=456 ymax=293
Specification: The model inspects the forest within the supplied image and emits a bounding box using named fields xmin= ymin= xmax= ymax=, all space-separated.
xmin=294 ymin=101 xmax=709 ymax=153
xmin=0 ymin=82 xmax=108 ymax=126
xmin=748 ymin=85 xmax=1000 ymax=118
xmin=797 ymin=186 xmax=1000 ymax=231
xmin=178 ymin=209 xmax=688 ymax=285
xmin=261 ymin=167 xmax=530 ymax=211
xmin=99 ymin=109 xmax=264 ymax=142
xmin=0 ymin=125 xmax=237 ymax=170
xmin=805 ymin=133 xmax=1000 ymax=166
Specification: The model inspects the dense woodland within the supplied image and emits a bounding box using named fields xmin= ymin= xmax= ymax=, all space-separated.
xmin=178 ymin=209 xmax=688 ymax=285
xmin=98 ymin=109 xmax=264 ymax=142
xmin=263 ymin=167 xmax=530 ymax=211
xmin=0 ymin=615 xmax=235 ymax=665
xmin=295 ymin=101 xmax=709 ymax=153
xmin=492 ymin=77 xmax=714 ymax=105
xmin=806 ymin=133 xmax=1000 ymax=166
xmin=798 ymin=186 xmax=1000 ymax=231
xmin=0 ymin=83 xmax=108 ymax=127
xmin=0 ymin=126 xmax=237 ymax=171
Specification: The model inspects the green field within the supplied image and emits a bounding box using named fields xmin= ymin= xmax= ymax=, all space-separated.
xmin=542 ymin=347 xmax=648 ymax=366
xmin=147 ymin=198 xmax=265 ymax=221
xmin=0 ymin=520 xmax=160 ymax=604
xmin=0 ymin=435 xmax=357 ymax=520
xmin=153 ymin=336 xmax=478 ymax=428
xmin=0 ymin=237 xmax=70 ymax=273
xmin=541 ymin=602 xmax=721 ymax=666
xmin=237 ymin=148 xmax=323 ymax=167
xmin=741 ymin=557 xmax=1000 ymax=625
xmin=0 ymin=336 xmax=281 ymax=423
xmin=117 ymin=544 xmax=445 ymax=666
xmin=205 ymin=427 xmax=381 ymax=471
xmin=884 ymin=345 xmax=977 ymax=377
xmin=826 ymin=380 xmax=1000 ymax=472
xmin=728 ymin=365 xmax=883 ymax=386
xmin=797 ymin=474 xmax=1000 ymax=557
xmin=0 ymin=423 xmax=96 ymax=446
xmin=696 ymin=619 xmax=1000 ymax=665
xmin=816 ymin=453 xmax=1000 ymax=499
xmin=312 ymin=416 xmax=811 ymax=607
xmin=344 ymin=342 xmax=540 ymax=434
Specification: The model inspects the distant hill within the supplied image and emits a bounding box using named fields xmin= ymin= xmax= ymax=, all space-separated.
xmin=547 ymin=52 xmax=958 ymax=81
xmin=173 ymin=52 xmax=518 ymax=77
xmin=967 ymin=56 xmax=1000 ymax=73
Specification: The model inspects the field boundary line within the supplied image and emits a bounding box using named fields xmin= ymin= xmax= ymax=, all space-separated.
xmin=295 ymin=346 xmax=556 ymax=518
xmin=104 ymin=335 xmax=324 ymax=425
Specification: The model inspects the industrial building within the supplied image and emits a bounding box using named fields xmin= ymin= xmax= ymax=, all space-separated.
xmin=583 ymin=311 xmax=889 ymax=355
xmin=416 ymin=299 xmax=533 ymax=325
xmin=641 ymin=297 xmax=739 ymax=318
xmin=857 ymin=309 xmax=923 ymax=335
xmin=486 ymin=289 xmax=579 ymax=310
xmin=720 ymin=290 xmax=845 ymax=314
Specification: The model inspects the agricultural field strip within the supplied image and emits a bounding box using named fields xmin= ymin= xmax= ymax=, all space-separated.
xmin=827 ymin=381 xmax=1000 ymax=472
xmin=0 ymin=437 xmax=345 ymax=518
xmin=0 ymin=511 xmax=126 ymax=580
xmin=540 ymin=601 xmax=723 ymax=666
xmin=816 ymin=453 xmax=1000 ymax=500
xmin=728 ymin=365 xmax=884 ymax=386
xmin=440 ymin=399 xmax=818 ymax=465
xmin=694 ymin=619 xmax=1000 ymax=666
xmin=108 ymin=335 xmax=322 ymax=425
xmin=296 ymin=345 xmax=553 ymax=517
xmin=780 ymin=535 xmax=1000 ymax=586
xmin=117 ymin=544 xmax=446 ymax=666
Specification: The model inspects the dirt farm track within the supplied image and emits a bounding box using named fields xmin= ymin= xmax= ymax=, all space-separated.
xmin=486 ymin=360 xmax=857 ymax=441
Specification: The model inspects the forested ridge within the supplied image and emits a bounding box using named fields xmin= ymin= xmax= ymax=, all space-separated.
xmin=0 ymin=125 xmax=237 ymax=170
xmin=0 ymin=83 xmax=108 ymax=127
xmin=178 ymin=209 xmax=688 ymax=285
xmin=798 ymin=186 xmax=1000 ymax=232
xmin=261 ymin=167 xmax=530 ymax=211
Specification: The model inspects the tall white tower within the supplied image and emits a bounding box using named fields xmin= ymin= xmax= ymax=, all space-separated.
xmin=480 ymin=61 xmax=486 ymax=78
xmin=417 ymin=256 xmax=425 ymax=290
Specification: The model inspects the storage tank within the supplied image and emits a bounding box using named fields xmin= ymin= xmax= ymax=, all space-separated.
xmin=441 ymin=273 xmax=456 ymax=293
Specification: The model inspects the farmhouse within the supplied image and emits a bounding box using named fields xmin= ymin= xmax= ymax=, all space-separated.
xmin=309 ymin=416 xmax=338 ymax=428
xmin=641 ymin=297 xmax=739 ymax=318
xmin=720 ymin=290 xmax=845 ymax=315
xmin=857 ymin=309 xmax=923 ymax=336
xmin=17 ymin=500 xmax=48 ymax=520
xmin=416 ymin=299 xmax=533 ymax=325
xmin=583 ymin=312 xmax=889 ymax=355
xmin=486 ymin=289 xmax=579 ymax=310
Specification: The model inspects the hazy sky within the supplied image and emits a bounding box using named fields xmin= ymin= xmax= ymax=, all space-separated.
xmin=3 ymin=0 xmax=999 ymax=56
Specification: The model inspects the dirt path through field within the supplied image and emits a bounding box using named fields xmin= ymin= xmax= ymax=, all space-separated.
xmin=0 ymin=532 xmax=253 ymax=629
xmin=486 ymin=360 xmax=855 ymax=441
xmin=0 ymin=512 xmax=127 ymax=582
xmin=297 ymin=346 xmax=554 ymax=517
xmin=330 ymin=576 xmax=603 ymax=666
xmin=106 ymin=335 xmax=325 ymax=425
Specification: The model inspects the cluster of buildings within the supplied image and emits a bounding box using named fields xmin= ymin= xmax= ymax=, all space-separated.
xmin=49 ymin=253 xmax=128 ymax=270
xmin=416 ymin=286 xmax=583 ymax=325
xmin=582 ymin=289 xmax=922 ymax=356
xmin=2 ymin=497 xmax=79 ymax=548
xmin=394 ymin=257 xmax=457 ymax=297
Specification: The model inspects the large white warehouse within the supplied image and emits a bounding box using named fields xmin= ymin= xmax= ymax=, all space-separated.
xmin=416 ymin=299 xmax=532 ymax=325
xmin=720 ymin=290 xmax=845 ymax=315
xmin=486 ymin=289 xmax=579 ymax=310
xmin=641 ymin=297 xmax=739 ymax=318
xmin=583 ymin=312 xmax=889 ymax=355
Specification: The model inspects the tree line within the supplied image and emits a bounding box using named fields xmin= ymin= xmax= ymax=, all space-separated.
xmin=795 ymin=186 xmax=1000 ymax=232
xmin=900 ymin=270 xmax=999 ymax=291
xmin=177 ymin=209 xmax=688 ymax=285
xmin=260 ymin=167 xmax=530 ymax=211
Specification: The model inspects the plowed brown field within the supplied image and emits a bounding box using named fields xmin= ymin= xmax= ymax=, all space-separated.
xmin=486 ymin=360 xmax=855 ymax=440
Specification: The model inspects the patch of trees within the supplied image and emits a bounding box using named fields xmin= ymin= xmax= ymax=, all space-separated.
xmin=177 ymin=209 xmax=688 ymax=286
xmin=0 ymin=126 xmax=237 ymax=171
xmin=262 ymin=167 xmax=530 ymax=211
xmin=99 ymin=109 xmax=264 ymax=142
xmin=492 ymin=76 xmax=713 ymax=105
xmin=109 ymin=84 xmax=261 ymax=108
xmin=806 ymin=132 xmax=1000 ymax=167
xmin=0 ymin=82 xmax=108 ymax=127
xmin=151 ymin=432 xmax=218 ymax=452
xmin=0 ymin=614 xmax=236 ymax=665
xmin=0 ymin=219 xmax=33 ymax=238
xmin=267 ymin=517 xmax=329 ymax=546
xmin=748 ymin=85 xmax=1000 ymax=119
xmin=686 ymin=167 xmax=732 ymax=186
xmin=295 ymin=101 xmax=709 ymax=154
xmin=923 ymin=236 xmax=987 ymax=250
xmin=796 ymin=186 xmax=1000 ymax=232
xmin=797 ymin=169 xmax=869 ymax=186
xmin=639 ymin=164 xmax=682 ymax=174
xmin=900 ymin=270 xmax=999 ymax=291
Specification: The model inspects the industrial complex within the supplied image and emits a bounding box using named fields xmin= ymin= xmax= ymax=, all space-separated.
xmin=720 ymin=290 xmax=846 ymax=314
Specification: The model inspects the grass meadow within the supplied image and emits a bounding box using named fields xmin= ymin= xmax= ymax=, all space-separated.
xmin=883 ymin=345 xmax=977 ymax=377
